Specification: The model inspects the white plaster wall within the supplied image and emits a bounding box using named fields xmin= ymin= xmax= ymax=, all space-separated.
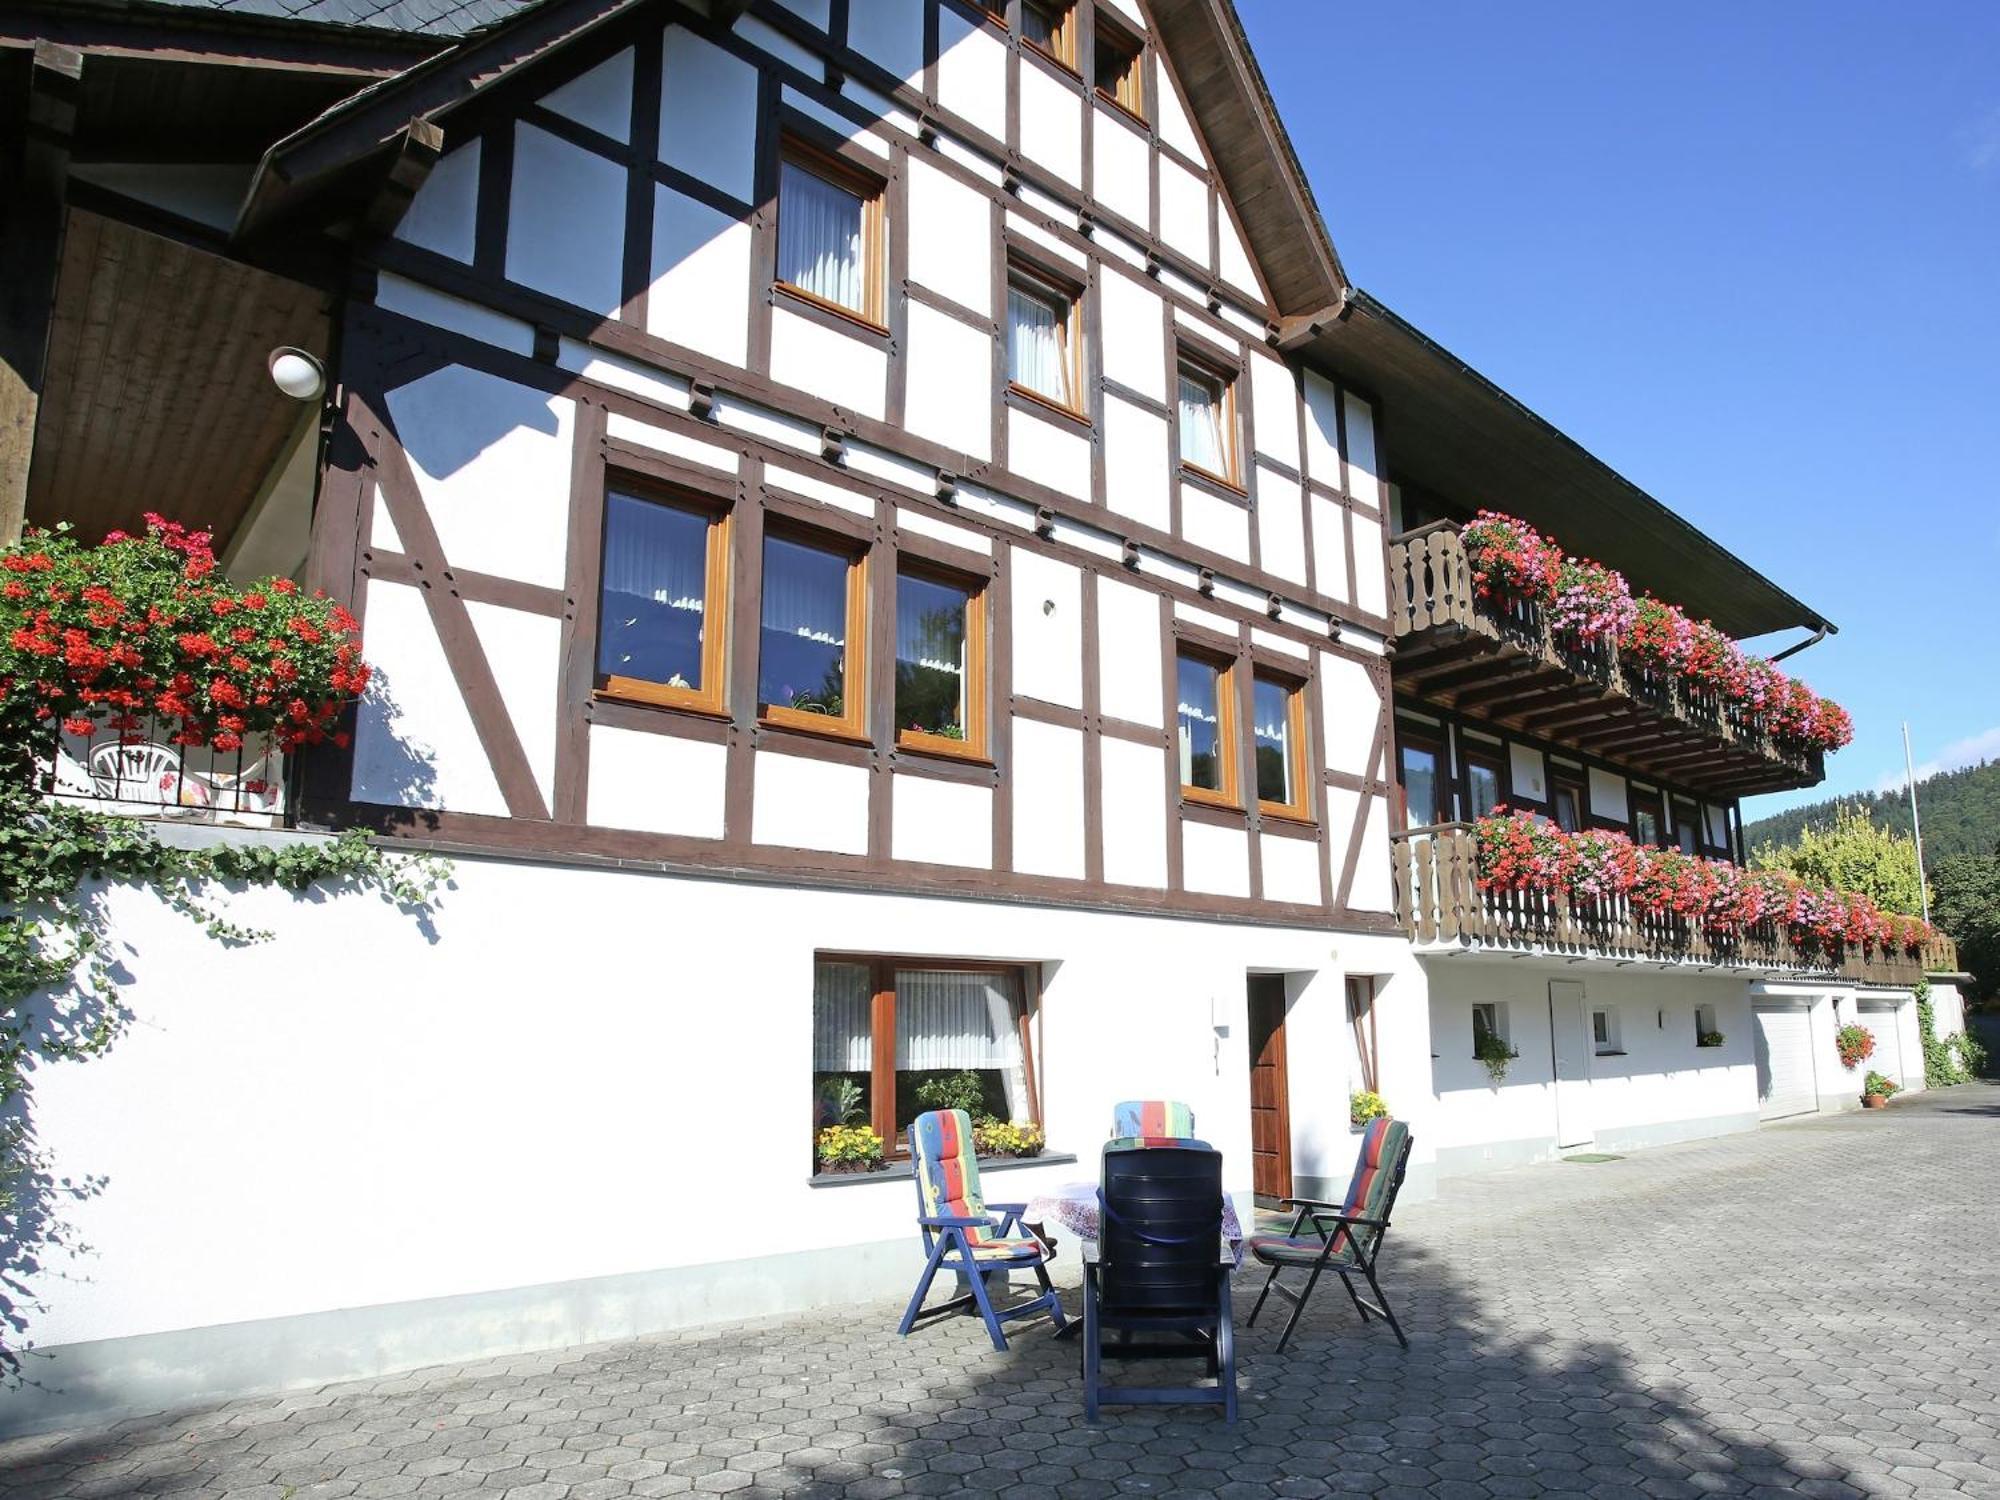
xmin=587 ymin=724 xmax=727 ymax=839
xmin=1349 ymin=797 xmax=1395 ymax=912
xmin=659 ymin=26 xmax=759 ymax=201
xmin=350 ymin=581 xmax=505 ymax=815
xmin=1156 ymin=154 xmax=1210 ymax=267
xmin=1154 ymin=62 xmax=1202 ymax=162
xmin=894 ymin=506 xmax=988 ymax=554
xmin=1509 ymin=744 xmax=1548 ymax=804
xmin=906 ymin=158 xmax=990 ymax=315
xmin=1181 ymin=486 xmax=1250 ymax=562
xmin=1011 ymin=718 xmax=1085 ymax=878
xmin=1310 ymin=494 xmax=1348 ymax=604
xmin=376 ymin=274 xmax=535 ymax=357
xmin=1301 ymin=370 xmax=1342 ymax=487
xmin=751 ymin=750 xmax=870 ymax=854
xmin=1253 ymin=464 xmax=1306 ymax=585
xmin=1006 ymin=407 xmax=1091 ymax=500
xmin=1341 ymin=392 xmax=1381 ymax=507
xmin=1099 ymin=273 xmax=1165 ymax=403
xmin=1216 ymin=209 xmax=1259 ymax=302
xmin=1095 ymin=576 xmax=1162 ymax=728
xmin=1102 ymin=397 xmax=1171 ymax=531
xmin=902 ymin=301 xmax=992 ymax=459
xmin=1261 ymin=832 xmax=1320 ymax=906
xmin=1009 ymin=548 xmax=1084 ymax=708
xmin=1182 ymin=820 xmax=1249 ymax=899
xmin=935 ymin=5 xmax=1006 ymax=141
xmin=1017 ymin=63 xmax=1082 ymax=187
xmin=541 ymin=47 xmax=633 ymax=142
xmin=394 ymin=139 xmax=479 ymax=263
xmin=1427 ymin=961 xmax=1761 ymax=1175
xmin=383 ymin=365 xmax=575 ymax=590
xmin=1248 ymin=354 xmax=1300 ymax=471
xmin=1098 ymin=736 xmax=1167 ymax=889
xmin=769 ymin=309 xmax=888 ymax=419
xmin=890 ymin=773 xmax=992 ymax=868
xmin=465 ymin=602 xmax=561 ymax=811
xmin=649 ymin=186 xmax=753 ymax=365
xmin=1092 ymin=109 xmax=1150 ymax=228
xmin=1590 ymin=767 xmax=1630 ymax=822
xmin=846 ymin=0 xmax=924 ymax=90
xmin=1319 ymin=652 xmax=1377 ymax=774
xmin=506 ymin=124 xmax=627 ymax=317
xmin=1351 ymin=509 xmax=1387 ymax=618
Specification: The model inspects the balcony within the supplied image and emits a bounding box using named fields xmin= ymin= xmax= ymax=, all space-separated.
xmin=1388 ymin=523 xmax=1823 ymax=797
xmin=41 ymin=719 xmax=290 ymax=828
xmin=1391 ymin=826 xmax=1956 ymax=987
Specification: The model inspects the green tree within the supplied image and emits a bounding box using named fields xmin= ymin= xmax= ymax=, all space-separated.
xmin=1751 ymin=804 xmax=1925 ymax=916
xmin=1931 ymin=853 xmax=2000 ymax=1005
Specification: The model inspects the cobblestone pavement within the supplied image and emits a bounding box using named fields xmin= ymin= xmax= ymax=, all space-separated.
xmin=7 ymin=1084 xmax=1999 ymax=1499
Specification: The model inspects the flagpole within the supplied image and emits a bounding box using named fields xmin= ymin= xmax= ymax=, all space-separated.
xmin=1903 ymin=721 xmax=1930 ymax=925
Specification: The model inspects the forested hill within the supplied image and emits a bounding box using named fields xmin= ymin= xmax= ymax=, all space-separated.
xmin=1744 ymin=759 xmax=2000 ymax=863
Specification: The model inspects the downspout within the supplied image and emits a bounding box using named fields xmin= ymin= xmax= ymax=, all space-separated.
xmin=1767 ymin=623 xmax=1831 ymax=664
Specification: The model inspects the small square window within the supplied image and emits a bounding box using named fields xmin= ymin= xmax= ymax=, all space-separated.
xmin=1176 ymin=354 xmax=1238 ymax=486
xmin=1022 ymin=0 xmax=1076 ymax=68
xmin=596 ymin=488 xmax=730 ymax=714
xmin=776 ymin=142 xmax=887 ymax=328
xmin=895 ymin=565 xmax=986 ymax=758
xmin=1465 ymin=745 xmax=1506 ymax=819
xmin=1006 ymin=265 xmax=1082 ymax=412
xmin=1175 ymin=646 xmax=1237 ymax=806
xmin=758 ymin=529 xmax=867 ymax=738
xmin=1093 ymin=15 xmax=1144 ymax=118
xmin=1252 ymin=672 xmax=1308 ymax=820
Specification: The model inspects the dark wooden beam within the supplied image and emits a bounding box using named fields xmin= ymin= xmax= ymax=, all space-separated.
xmin=360 ymin=117 xmax=445 ymax=239
xmin=0 ymin=39 xmax=80 ymax=543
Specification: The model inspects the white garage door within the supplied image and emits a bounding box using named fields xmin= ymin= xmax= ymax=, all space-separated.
xmin=1754 ymin=1005 xmax=1817 ymax=1121
xmin=1859 ymin=1005 xmax=1903 ymax=1085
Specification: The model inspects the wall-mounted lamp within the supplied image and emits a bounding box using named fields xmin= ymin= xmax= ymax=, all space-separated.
xmin=268 ymin=347 xmax=326 ymax=402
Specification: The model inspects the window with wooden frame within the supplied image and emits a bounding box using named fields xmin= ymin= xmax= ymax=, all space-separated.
xmin=1347 ymin=976 xmax=1380 ymax=1095
xmin=1251 ymin=670 xmax=1309 ymax=820
xmin=894 ymin=562 xmax=987 ymax=758
xmin=775 ymin=138 xmax=887 ymax=329
xmin=1672 ymin=795 xmax=1701 ymax=856
xmin=757 ymin=527 xmax=868 ymax=738
xmin=1396 ymin=722 xmax=1447 ymax=828
xmin=1021 ymin=0 xmax=1077 ymax=70
xmin=1630 ymin=787 xmax=1666 ymax=849
xmin=1175 ymin=645 xmax=1238 ymax=807
xmin=1005 ymin=259 xmax=1084 ymax=414
xmin=1463 ymin=741 xmax=1507 ymax=820
xmin=812 ymin=956 xmax=1040 ymax=1162
xmin=1549 ymin=766 xmax=1587 ymax=834
xmin=595 ymin=486 xmax=730 ymax=714
xmin=1176 ymin=349 xmax=1240 ymax=487
xmin=1093 ymin=12 xmax=1144 ymax=118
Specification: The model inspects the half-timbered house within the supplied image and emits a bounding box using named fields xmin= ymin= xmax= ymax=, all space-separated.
xmin=0 ymin=0 xmax=1966 ymax=1434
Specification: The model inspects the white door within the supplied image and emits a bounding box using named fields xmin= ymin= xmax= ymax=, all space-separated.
xmin=1860 ymin=1005 xmax=1902 ymax=1085
xmin=1548 ymin=980 xmax=1593 ymax=1148
xmin=1754 ymin=1004 xmax=1817 ymax=1120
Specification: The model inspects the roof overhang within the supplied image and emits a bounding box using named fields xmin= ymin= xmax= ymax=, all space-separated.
xmin=1290 ymin=290 xmax=1834 ymax=641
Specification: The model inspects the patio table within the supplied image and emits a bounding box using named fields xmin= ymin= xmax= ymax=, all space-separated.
xmin=1023 ymin=1180 xmax=1246 ymax=1267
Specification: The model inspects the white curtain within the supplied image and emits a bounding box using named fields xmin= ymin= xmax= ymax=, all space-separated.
xmin=601 ymin=493 xmax=706 ymax=610
xmin=762 ymin=534 xmax=848 ymax=646
xmin=1008 ymin=284 xmax=1069 ymax=403
xmin=1178 ymin=371 xmax=1225 ymax=472
xmin=778 ymin=162 xmax=864 ymax=312
xmin=897 ymin=969 xmax=1030 ymax=1119
xmin=813 ymin=961 xmax=872 ymax=1071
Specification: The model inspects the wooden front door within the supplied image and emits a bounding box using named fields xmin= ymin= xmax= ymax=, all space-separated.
xmin=1247 ymin=975 xmax=1293 ymax=1205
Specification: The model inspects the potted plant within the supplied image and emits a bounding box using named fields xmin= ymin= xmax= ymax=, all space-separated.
xmin=1697 ymin=1030 xmax=1725 ymax=1049
xmin=1476 ymin=1032 xmax=1519 ymax=1086
xmin=1835 ymin=1023 xmax=1876 ymax=1071
xmin=814 ymin=1123 xmax=885 ymax=1174
xmin=972 ymin=1119 xmax=1044 ymax=1158
xmin=1349 ymin=1090 xmax=1389 ymax=1127
xmin=1860 ymin=1071 xmax=1899 ymax=1109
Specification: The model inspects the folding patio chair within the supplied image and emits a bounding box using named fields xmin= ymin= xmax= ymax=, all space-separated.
xmin=896 ymin=1109 xmax=1064 ymax=1352
xmin=1244 ymin=1116 xmax=1413 ymax=1353
xmin=1082 ymin=1140 xmax=1237 ymax=1422
xmin=1109 ymin=1099 xmax=1201 ymax=1146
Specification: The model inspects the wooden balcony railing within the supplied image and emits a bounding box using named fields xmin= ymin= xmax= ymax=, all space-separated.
xmin=1388 ymin=523 xmax=1823 ymax=797
xmin=1391 ymin=826 xmax=1958 ymax=987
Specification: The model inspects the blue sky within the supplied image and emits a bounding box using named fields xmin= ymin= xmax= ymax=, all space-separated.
xmin=1236 ymin=1 xmax=2000 ymax=820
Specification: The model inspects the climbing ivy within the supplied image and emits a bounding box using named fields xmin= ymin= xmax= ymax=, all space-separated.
xmin=1915 ymin=980 xmax=1978 ymax=1089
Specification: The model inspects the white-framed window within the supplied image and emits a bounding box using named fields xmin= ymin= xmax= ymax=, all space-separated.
xmin=1592 ymin=1007 xmax=1623 ymax=1056
xmin=1472 ymin=1001 xmax=1508 ymax=1056
xmin=1695 ymin=1004 xmax=1722 ymax=1047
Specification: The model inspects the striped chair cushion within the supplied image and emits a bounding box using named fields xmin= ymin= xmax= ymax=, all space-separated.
xmin=1247 ymin=1233 xmax=1358 ymax=1268
xmin=1111 ymin=1100 xmax=1197 ymax=1140
xmin=910 ymin=1109 xmax=988 ymax=1239
xmin=1333 ymin=1117 xmax=1407 ymax=1254
xmin=1106 ymin=1135 xmax=1214 ymax=1151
